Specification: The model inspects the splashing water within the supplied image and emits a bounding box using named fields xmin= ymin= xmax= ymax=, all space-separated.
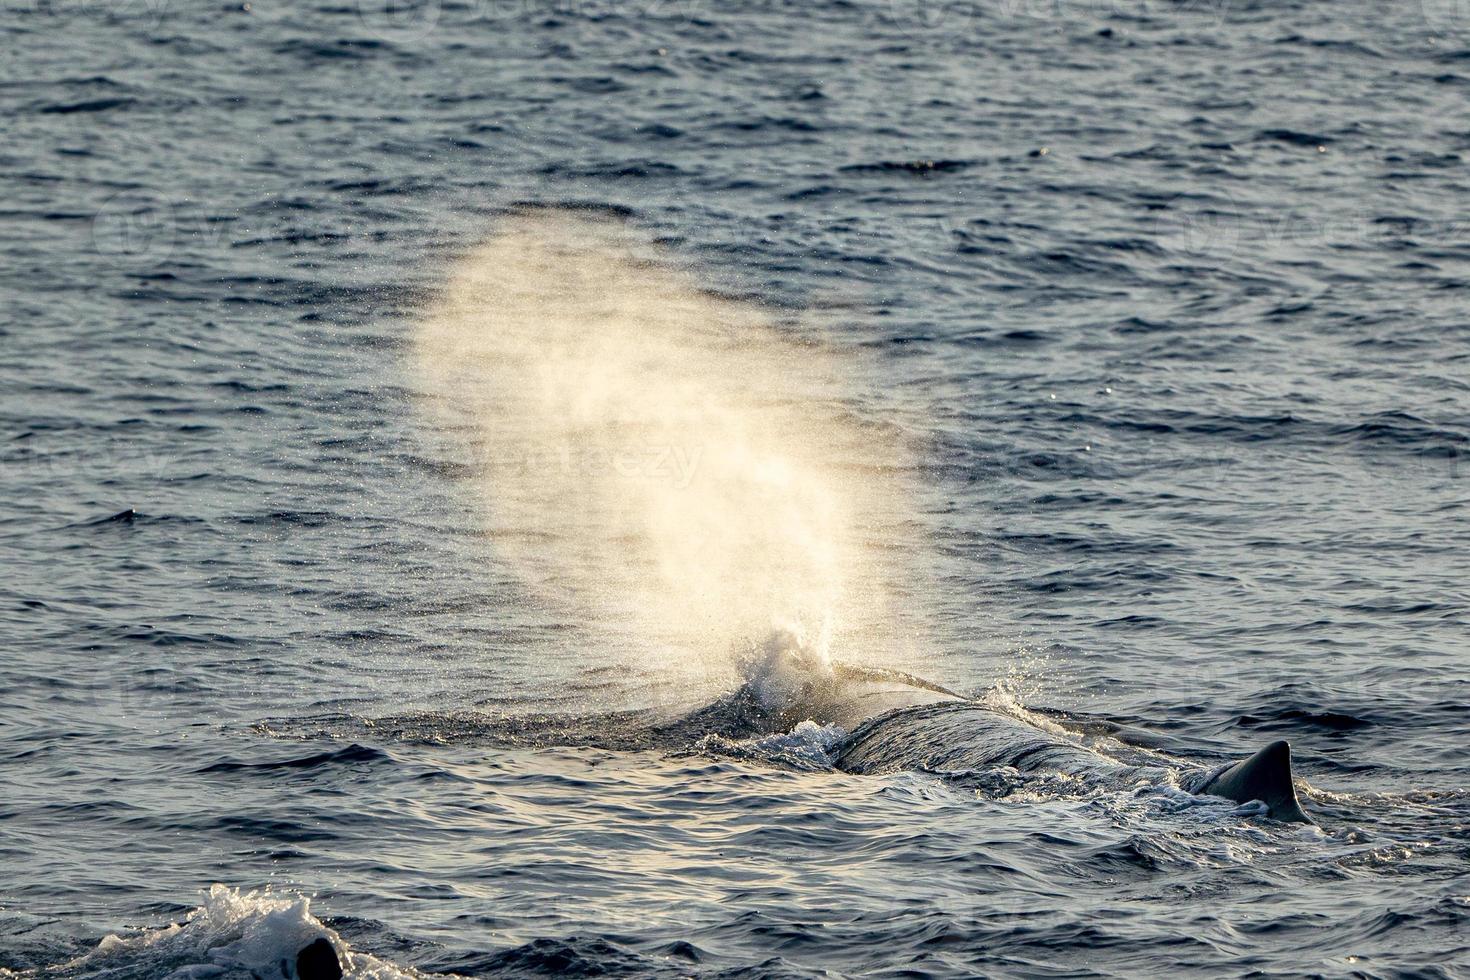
xmin=48 ymin=884 xmax=411 ymax=980
xmin=412 ymin=211 xmax=924 ymax=694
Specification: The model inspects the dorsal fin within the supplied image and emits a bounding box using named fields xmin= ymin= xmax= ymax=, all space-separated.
xmin=1202 ymin=739 xmax=1312 ymax=823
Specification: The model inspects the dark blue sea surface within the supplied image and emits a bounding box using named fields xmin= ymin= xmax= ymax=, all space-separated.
xmin=3 ymin=0 xmax=1469 ymax=976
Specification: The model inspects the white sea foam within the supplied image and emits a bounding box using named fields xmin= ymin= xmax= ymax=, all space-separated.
xmin=44 ymin=885 xmax=417 ymax=980
xmin=696 ymin=719 xmax=848 ymax=771
xmin=747 ymin=719 xmax=849 ymax=765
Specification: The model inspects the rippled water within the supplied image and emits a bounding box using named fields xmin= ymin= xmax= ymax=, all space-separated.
xmin=3 ymin=0 xmax=1469 ymax=975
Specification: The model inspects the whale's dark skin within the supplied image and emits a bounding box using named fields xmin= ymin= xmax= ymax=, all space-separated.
xmin=1197 ymin=739 xmax=1310 ymax=823
xmin=295 ymin=938 xmax=342 ymax=980
xmin=744 ymin=646 xmax=1313 ymax=824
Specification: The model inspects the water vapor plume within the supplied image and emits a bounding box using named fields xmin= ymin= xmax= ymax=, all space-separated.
xmin=412 ymin=211 xmax=925 ymax=694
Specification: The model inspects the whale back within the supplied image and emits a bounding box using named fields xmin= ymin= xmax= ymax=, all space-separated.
xmin=740 ymin=637 xmax=1315 ymax=824
xmin=765 ymin=663 xmax=957 ymax=732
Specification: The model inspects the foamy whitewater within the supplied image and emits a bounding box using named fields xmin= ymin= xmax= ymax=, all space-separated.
xmin=30 ymin=886 xmax=409 ymax=980
xmin=5 ymin=0 xmax=1470 ymax=975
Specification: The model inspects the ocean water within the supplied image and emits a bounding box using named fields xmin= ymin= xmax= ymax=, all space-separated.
xmin=3 ymin=0 xmax=1469 ymax=975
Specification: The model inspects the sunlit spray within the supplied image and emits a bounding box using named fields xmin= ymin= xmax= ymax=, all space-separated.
xmin=412 ymin=211 xmax=924 ymax=698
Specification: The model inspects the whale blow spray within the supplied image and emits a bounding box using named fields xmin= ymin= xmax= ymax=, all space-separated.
xmin=412 ymin=212 xmax=924 ymax=694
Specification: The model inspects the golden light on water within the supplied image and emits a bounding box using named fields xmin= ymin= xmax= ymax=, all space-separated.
xmin=413 ymin=211 xmax=926 ymax=694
